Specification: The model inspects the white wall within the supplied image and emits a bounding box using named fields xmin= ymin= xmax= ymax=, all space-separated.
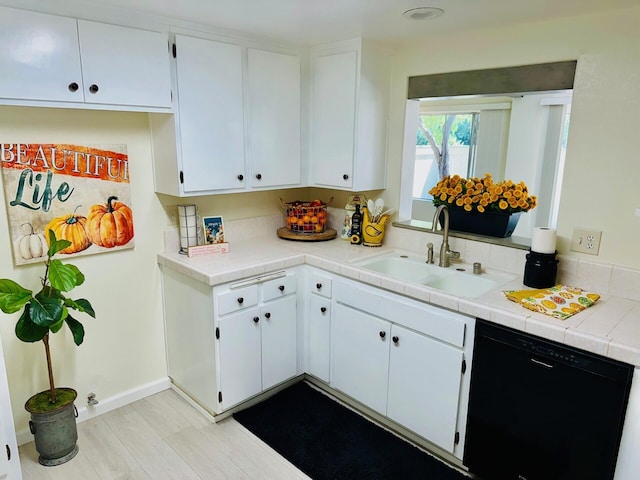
xmin=0 ymin=106 xmax=168 ymax=432
xmin=386 ymin=5 xmax=640 ymax=269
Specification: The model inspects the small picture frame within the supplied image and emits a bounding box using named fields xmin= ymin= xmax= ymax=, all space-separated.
xmin=203 ymin=216 xmax=225 ymax=244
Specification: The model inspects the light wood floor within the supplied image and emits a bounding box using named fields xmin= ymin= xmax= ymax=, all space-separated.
xmin=19 ymin=388 xmax=311 ymax=480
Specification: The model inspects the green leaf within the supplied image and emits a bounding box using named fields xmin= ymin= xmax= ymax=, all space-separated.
xmin=30 ymin=294 xmax=65 ymax=327
xmin=65 ymin=314 xmax=85 ymax=346
xmin=68 ymin=264 xmax=85 ymax=287
xmin=0 ymin=279 xmax=32 ymax=314
xmin=15 ymin=306 xmax=48 ymax=342
xmin=47 ymin=230 xmax=72 ymax=257
xmin=65 ymin=298 xmax=95 ymax=318
xmin=50 ymin=318 xmax=65 ymax=333
xmin=48 ymin=260 xmax=80 ymax=292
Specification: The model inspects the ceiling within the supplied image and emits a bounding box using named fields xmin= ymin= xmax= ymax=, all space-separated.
xmin=75 ymin=0 xmax=637 ymax=45
xmin=3 ymin=0 xmax=638 ymax=45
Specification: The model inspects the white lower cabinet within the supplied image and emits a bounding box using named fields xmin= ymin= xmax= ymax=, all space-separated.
xmin=163 ymin=263 xmax=472 ymax=459
xmin=215 ymin=272 xmax=298 ymax=411
xmin=330 ymin=279 xmax=473 ymax=458
xmin=387 ymin=324 xmax=464 ymax=452
xmin=0 ymin=332 xmax=21 ymax=479
xmin=332 ymin=303 xmax=390 ymax=415
xmin=162 ymin=267 xmax=298 ymax=415
xmin=216 ymin=306 xmax=262 ymax=410
xmin=306 ymin=270 xmax=333 ymax=383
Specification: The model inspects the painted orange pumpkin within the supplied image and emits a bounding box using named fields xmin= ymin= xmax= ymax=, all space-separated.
xmin=45 ymin=208 xmax=91 ymax=254
xmin=86 ymin=196 xmax=134 ymax=248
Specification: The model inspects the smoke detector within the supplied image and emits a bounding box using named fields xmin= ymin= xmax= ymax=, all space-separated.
xmin=402 ymin=7 xmax=444 ymax=20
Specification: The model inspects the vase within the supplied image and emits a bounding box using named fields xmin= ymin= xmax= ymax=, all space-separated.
xmin=440 ymin=207 xmax=522 ymax=238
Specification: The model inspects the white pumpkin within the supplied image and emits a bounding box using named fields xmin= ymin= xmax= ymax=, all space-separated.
xmin=17 ymin=224 xmax=48 ymax=260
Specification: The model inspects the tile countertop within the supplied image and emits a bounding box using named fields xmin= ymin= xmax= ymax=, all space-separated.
xmin=157 ymin=234 xmax=640 ymax=368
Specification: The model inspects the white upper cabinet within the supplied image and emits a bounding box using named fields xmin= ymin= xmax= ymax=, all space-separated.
xmin=247 ymin=48 xmax=301 ymax=188
xmin=0 ymin=7 xmax=83 ymax=103
xmin=0 ymin=6 xmax=171 ymax=110
xmin=173 ymin=34 xmax=246 ymax=193
xmin=310 ymin=38 xmax=390 ymax=191
xmin=76 ymin=20 xmax=171 ymax=108
xmin=151 ymin=35 xmax=303 ymax=196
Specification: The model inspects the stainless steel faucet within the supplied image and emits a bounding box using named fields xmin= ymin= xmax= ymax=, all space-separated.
xmin=431 ymin=205 xmax=460 ymax=267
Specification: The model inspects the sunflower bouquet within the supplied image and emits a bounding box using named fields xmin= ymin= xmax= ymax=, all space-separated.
xmin=429 ymin=173 xmax=537 ymax=214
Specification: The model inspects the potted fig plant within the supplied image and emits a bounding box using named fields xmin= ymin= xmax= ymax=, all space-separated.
xmin=0 ymin=231 xmax=95 ymax=466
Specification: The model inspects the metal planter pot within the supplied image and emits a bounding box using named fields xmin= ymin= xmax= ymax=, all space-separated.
xmin=25 ymin=388 xmax=79 ymax=466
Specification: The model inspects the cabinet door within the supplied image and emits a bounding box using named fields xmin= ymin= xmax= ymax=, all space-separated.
xmin=174 ymin=35 xmax=245 ymax=193
xmin=310 ymin=51 xmax=357 ymax=188
xmin=332 ymin=303 xmax=389 ymax=415
xmin=261 ymin=295 xmax=297 ymax=390
xmin=217 ymin=308 xmax=262 ymax=410
xmin=387 ymin=324 xmax=464 ymax=452
xmin=308 ymin=294 xmax=331 ymax=383
xmin=77 ymin=20 xmax=171 ymax=108
xmin=0 ymin=6 xmax=83 ymax=103
xmin=0 ymin=335 xmax=20 ymax=480
xmin=247 ymin=49 xmax=301 ymax=188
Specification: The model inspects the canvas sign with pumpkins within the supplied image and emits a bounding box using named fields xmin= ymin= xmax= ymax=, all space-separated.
xmin=1 ymin=143 xmax=134 ymax=265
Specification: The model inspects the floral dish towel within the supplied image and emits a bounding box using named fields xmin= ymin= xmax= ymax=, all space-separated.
xmin=503 ymin=285 xmax=600 ymax=320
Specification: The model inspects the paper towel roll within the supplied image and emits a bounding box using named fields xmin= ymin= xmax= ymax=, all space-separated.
xmin=531 ymin=227 xmax=557 ymax=254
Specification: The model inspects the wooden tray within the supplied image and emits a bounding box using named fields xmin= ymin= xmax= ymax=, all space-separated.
xmin=277 ymin=227 xmax=337 ymax=242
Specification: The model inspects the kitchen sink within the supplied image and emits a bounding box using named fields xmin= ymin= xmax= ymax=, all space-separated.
xmin=354 ymin=252 xmax=515 ymax=298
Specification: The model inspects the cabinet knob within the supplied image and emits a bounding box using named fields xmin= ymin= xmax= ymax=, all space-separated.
xmin=68 ymin=82 xmax=79 ymax=92
xmin=343 ymin=174 xmax=349 ymax=180
xmin=278 ymin=285 xmax=285 ymax=292
xmin=379 ymin=331 xmax=386 ymax=339
xmin=264 ymin=312 xmax=271 ymax=319
xmin=89 ymin=84 xmax=99 ymax=94
xmin=253 ymin=316 xmax=259 ymax=323
xmin=237 ymin=174 xmax=244 ymax=181
xmin=320 ymin=307 xmax=327 ymax=313
xmin=237 ymin=297 xmax=244 ymax=304
xmin=255 ymin=173 xmax=262 ymax=180
xmin=316 ymin=283 xmax=322 ymax=290
xmin=392 ymin=336 xmax=399 ymax=344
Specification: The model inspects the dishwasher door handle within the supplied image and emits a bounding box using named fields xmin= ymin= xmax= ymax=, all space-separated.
xmin=530 ymin=357 xmax=555 ymax=369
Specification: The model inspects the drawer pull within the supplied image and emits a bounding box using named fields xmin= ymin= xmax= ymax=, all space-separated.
xmin=237 ymin=297 xmax=244 ymax=304
xmin=279 ymin=285 xmax=285 ymax=292
xmin=264 ymin=312 xmax=271 ymax=319
xmin=320 ymin=307 xmax=327 ymax=313
xmin=316 ymin=283 xmax=322 ymax=290
xmin=379 ymin=331 xmax=386 ymax=339
xmin=253 ymin=316 xmax=259 ymax=323
xmin=392 ymin=336 xmax=399 ymax=344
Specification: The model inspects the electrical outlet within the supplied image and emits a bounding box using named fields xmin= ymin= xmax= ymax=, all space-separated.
xmin=570 ymin=228 xmax=602 ymax=255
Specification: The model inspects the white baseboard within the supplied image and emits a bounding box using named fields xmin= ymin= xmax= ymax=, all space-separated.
xmin=16 ymin=377 xmax=171 ymax=446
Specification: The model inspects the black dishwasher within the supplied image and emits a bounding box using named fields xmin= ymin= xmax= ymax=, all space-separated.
xmin=464 ymin=319 xmax=633 ymax=480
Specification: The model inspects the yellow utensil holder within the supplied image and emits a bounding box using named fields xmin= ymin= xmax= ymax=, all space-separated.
xmin=362 ymin=208 xmax=390 ymax=247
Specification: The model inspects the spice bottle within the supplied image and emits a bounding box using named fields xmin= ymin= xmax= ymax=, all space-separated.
xmin=350 ymin=204 xmax=363 ymax=245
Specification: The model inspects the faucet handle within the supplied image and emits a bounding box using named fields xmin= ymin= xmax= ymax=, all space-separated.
xmin=447 ymin=249 xmax=461 ymax=260
xmin=426 ymin=243 xmax=434 ymax=264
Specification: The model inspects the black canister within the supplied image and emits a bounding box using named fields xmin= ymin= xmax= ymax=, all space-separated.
xmin=523 ymin=250 xmax=559 ymax=288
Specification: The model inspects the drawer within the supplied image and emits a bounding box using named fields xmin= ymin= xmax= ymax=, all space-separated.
xmin=310 ymin=273 xmax=332 ymax=298
xmin=262 ymin=273 xmax=297 ymax=302
xmin=217 ymin=285 xmax=258 ymax=316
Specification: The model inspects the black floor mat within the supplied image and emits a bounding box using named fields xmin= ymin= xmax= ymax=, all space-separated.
xmin=233 ymin=381 xmax=469 ymax=480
